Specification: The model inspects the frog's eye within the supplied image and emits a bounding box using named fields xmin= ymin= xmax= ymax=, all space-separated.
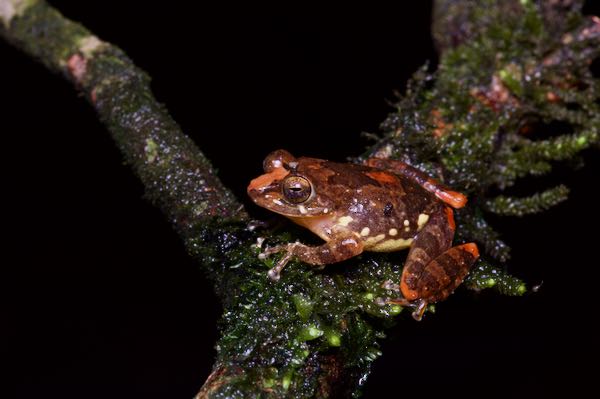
xmin=282 ymin=176 xmax=312 ymax=204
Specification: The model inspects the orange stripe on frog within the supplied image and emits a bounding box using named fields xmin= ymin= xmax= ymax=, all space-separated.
xmin=365 ymin=171 xmax=397 ymax=185
xmin=445 ymin=207 xmax=456 ymax=231
xmin=247 ymin=167 xmax=289 ymax=191
xmin=459 ymin=243 xmax=480 ymax=258
xmin=400 ymin=279 xmax=419 ymax=301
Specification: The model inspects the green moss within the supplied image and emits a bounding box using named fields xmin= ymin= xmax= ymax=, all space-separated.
xmin=484 ymin=185 xmax=570 ymax=216
xmin=388 ymin=305 xmax=403 ymax=315
xmin=325 ymin=329 xmax=342 ymax=347
xmin=465 ymin=261 xmax=526 ymax=296
xmin=144 ymin=138 xmax=159 ymax=163
xmin=3 ymin=1 xmax=242 ymax=229
xmin=457 ymin=209 xmax=511 ymax=262
xmin=498 ymin=63 xmax=523 ymax=97
xmin=298 ymin=325 xmax=324 ymax=341
xmin=367 ymin=0 xmax=598 ymax=313
xmin=187 ymin=221 xmax=409 ymax=396
xmin=292 ymin=294 xmax=314 ymax=321
xmin=5 ymin=2 xmax=89 ymax=72
xmin=282 ymin=370 xmax=293 ymax=390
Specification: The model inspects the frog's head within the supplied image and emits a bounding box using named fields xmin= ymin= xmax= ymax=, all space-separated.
xmin=248 ymin=149 xmax=333 ymax=218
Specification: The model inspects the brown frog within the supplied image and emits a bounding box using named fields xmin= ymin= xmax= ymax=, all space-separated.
xmin=247 ymin=150 xmax=479 ymax=320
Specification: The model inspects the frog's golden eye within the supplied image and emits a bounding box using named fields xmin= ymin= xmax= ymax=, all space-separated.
xmin=282 ymin=176 xmax=312 ymax=204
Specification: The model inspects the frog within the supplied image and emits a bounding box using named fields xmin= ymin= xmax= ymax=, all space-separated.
xmin=247 ymin=149 xmax=480 ymax=320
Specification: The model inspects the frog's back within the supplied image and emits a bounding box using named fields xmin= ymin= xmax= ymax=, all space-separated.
xmin=298 ymin=158 xmax=442 ymax=251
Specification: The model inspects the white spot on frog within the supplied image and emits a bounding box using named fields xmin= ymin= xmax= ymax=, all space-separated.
xmin=337 ymin=216 xmax=353 ymax=227
xmin=403 ymin=219 xmax=410 ymax=227
xmin=342 ymin=238 xmax=358 ymax=247
xmin=364 ymin=234 xmax=386 ymax=247
xmin=389 ymin=228 xmax=398 ymax=236
xmin=298 ymin=205 xmax=308 ymax=214
xmin=417 ymin=214 xmax=430 ymax=230
xmin=360 ymin=227 xmax=370 ymax=236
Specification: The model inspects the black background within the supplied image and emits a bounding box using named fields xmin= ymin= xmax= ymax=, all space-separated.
xmin=2 ymin=1 xmax=599 ymax=398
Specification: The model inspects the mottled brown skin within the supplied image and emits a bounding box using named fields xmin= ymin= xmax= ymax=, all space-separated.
xmin=248 ymin=150 xmax=479 ymax=320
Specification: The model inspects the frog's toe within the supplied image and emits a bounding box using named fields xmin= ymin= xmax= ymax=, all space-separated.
xmin=259 ymin=244 xmax=285 ymax=259
xmin=266 ymin=250 xmax=294 ymax=282
xmin=267 ymin=268 xmax=281 ymax=281
xmin=384 ymin=297 xmax=428 ymax=321
xmin=410 ymin=299 xmax=428 ymax=321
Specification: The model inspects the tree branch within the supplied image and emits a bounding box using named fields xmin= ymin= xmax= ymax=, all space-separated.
xmin=0 ymin=0 xmax=246 ymax=238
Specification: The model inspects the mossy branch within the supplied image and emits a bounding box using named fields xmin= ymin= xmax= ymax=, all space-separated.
xmin=369 ymin=0 xmax=599 ymax=253
xmin=484 ymin=185 xmax=570 ymax=216
xmin=2 ymin=0 xmax=599 ymax=398
xmin=495 ymin=130 xmax=598 ymax=188
xmin=464 ymin=260 xmax=527 ymax=296
xmin=0 ymin=0 xmax=245 ymax=237
xmin=456 ymin=210 xmax=511 ymax=262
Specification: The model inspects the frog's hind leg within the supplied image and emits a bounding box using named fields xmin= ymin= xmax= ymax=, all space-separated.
xmin=365 ymin=158 xmax=467 ymax=209
xmin=260 ymin=234 xmax=364 ymax=281
xmin=396 ymin=207 xmax=479 ymax=320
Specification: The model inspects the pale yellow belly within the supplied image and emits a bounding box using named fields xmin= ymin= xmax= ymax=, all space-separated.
xmin=363 ymin=235 xmax=414 ymax=252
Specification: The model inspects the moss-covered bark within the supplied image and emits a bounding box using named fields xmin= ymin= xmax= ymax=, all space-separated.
xmin=369 ymin=0 xmax=599 ymax=262
xmin=1 ymin=0 xmax=598 ymax=398
xmin=0 ymin=0 xmax=244 ymax=234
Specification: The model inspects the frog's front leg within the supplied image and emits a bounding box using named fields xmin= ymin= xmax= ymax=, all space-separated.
xmin=390 ymin=206 xmax=479 ymax=320
xmin=260 ymin=234 xmax=364 ymax=281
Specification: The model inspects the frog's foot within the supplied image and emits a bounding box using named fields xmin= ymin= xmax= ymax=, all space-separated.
xmin=386 ymin=298 xmax=428 ymax=321
xmin=267 ymin=251 xmax=294 ymax=282
xmin=259 ymin=242 xmax=301 ymax=282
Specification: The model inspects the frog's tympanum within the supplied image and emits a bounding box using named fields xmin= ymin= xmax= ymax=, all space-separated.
xmin=248 ymin=150 xmax=479 ymax=320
